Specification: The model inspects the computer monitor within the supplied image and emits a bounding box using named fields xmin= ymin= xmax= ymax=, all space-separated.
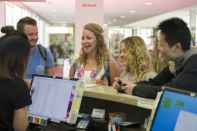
xmin=28 ymin=75 xmax=76 ymax=122
xmin=148 ymin=88 xmax=197 ymax=131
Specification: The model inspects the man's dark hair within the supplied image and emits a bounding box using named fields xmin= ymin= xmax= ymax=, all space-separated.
xmin=0 ymin=29 xmax=30 ymax=79
xmin=17 ymin=16 xmax=37 ymax=33
xmin=158 ymin=17 xmax=191 ymax=51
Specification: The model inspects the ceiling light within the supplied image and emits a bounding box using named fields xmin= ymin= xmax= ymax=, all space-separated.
xmin=103 ymin=24 xmax=108 ymax=27
xmin=120 ymin=15 xmax=125 ymax=19
xmin=129 ymin=10 xmax=136 ymax=13
xmin=52 ymin=9 xmax=57 ymax=13
xmin=46 ymin=1 xmax=52 ymax=4
xmin=144 ymin=2 xmax=152 ymax=5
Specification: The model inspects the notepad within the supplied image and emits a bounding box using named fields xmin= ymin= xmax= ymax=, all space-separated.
xmin=174 ymin=111 xmax=197 ymax=131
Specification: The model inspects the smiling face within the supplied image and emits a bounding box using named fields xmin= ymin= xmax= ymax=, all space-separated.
xmin=158 ymin=32 xmax=181 ymax=60
xmin=81 ymin=29 xmax=97 ymax=54
xmin=23 ymin=24 xmax=38 ymax=47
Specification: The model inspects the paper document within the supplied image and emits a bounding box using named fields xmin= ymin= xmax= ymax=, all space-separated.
xmin=174 ymin=110 xmax=197 ymax=131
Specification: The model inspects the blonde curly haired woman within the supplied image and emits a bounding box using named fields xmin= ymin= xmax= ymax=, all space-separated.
xmin=69 ymin=23 xmax=120 ymax=85
xmin=113 ymin=36 xmax=156 ymax=93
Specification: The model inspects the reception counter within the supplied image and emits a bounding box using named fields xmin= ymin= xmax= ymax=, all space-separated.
xmin=83 ymin=85 xmax=155 ymax=110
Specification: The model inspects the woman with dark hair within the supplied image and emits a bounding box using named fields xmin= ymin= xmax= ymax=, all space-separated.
xmin=1 ymin=25 xmax=15 ymax=35
xmin=0 ymin=26 xmax=32 ymax=131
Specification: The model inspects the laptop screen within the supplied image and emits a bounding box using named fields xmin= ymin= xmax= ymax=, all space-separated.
xmin=150 ymin=89 xmax=197 ymax=131
xmin=28 ymin=75 xmax=76 ymax=122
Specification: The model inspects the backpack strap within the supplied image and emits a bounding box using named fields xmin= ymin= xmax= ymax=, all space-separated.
xmin=37 ymin=44 xmax=47 ymax=62
xmin=103 ymin=60 xmax=111 ymax=86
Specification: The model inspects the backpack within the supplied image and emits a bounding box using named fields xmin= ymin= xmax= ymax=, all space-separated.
xmin=37 ymin=44 xmax=47 ymax=62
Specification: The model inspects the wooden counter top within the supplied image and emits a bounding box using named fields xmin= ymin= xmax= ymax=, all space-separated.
xmin=83 ymin=85 xmax=155 ymax=110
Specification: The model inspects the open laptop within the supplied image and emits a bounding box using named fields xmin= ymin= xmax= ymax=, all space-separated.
xmin=147 ymin=87 xmax=197 ymax=131
xmin=28 ymin=75 xmax=76 ymax=123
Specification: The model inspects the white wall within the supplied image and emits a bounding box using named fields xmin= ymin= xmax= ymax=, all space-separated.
xmin=126 ymin=9 xmax=190 ymax=28
xmin=74 ymin=0 xmax=104 ymax=57
xmin=4 ymin=2 xmax=50 ymax=47
xmin=0 ymin=2 xmax=6 ymax=37
xmin=125 ymin=7 xmax=197 ymax=43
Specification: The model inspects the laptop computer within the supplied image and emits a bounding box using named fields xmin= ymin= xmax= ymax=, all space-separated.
xmin=28 ymin=75 xmax=76 ymax=123
xmin=147 ymin=87 xmax=197 ymax=131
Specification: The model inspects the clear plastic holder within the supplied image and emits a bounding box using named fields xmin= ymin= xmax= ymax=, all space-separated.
xmin=66 ymin=80 xmax=85 ymax=124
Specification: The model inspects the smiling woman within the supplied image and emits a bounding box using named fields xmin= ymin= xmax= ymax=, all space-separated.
xmin=113 ymin=36 xmax=156 ymax=94
xmin=69 ymin=23 xmax=120 ymax=86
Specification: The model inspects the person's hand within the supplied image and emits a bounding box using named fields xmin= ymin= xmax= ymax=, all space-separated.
xmin=24 ymin=79 xmax=32 ymax=89
xmin=115 ymin=80 xmax=134 ymax=94
xmin=118 ymin=80 xmax=134 ymax=94
xmin=112 ymin=78 xmax=134 ymax=94
xmin=112 ymin=77 xmax=121 ymax=90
